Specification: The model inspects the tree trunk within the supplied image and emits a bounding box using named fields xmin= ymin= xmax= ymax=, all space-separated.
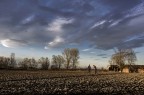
xmin=66 ymin=61 xmax=69 ymax=69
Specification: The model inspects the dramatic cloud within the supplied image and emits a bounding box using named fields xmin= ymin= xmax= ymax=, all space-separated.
xmin=0 ymin=39 xmax=28 ymax=48
xmin=83 ymin=1 xmax=144 ymax=50
xmin=90 ymin=20 xmax=106 ymax=29
xmin=1 ymin=0 xmax=144 ymax=67
xmin=0 ymin=0 xmax=144 ymax=51
xmin=46 ymin=17 xmax=74 ymax=32
xmin=45 ymin=36 xmax=65 ymax=49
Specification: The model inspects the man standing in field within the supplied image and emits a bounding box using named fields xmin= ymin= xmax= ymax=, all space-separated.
xmin=88 ymin=64 xmax=91 ymax=73
xmin=93 ymin=65 xmax=97 ymax=74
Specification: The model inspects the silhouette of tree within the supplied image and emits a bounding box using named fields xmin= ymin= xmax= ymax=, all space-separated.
xmin=125 ymin=49 xmax=137 ymax=65
xmin=29 ymin=58 xmax=38 ymax=69
xmin=19 ymin=58 xmax=29 ymax=69
xmin=51 ymin=55 xmax=59 ymax=69
xmin=0 ymin=56 xmax=10 ymax=69
xmin=71 ymin=48 xmax=79 ymax=69
xmin=39 ymin=57 xmax=50 ymax=70
xmin=110 ymin=49 xmax=137 ymax=72
xmin=51 ymin=55 xmax=65 ymax=70
xmin=57 ymin=55 xmax=65 ymax=69
xmin=10 ymin=53 xmax=16 ymax=68
xmin=62 ymin=48 xmax=72 ymax=69
xmin=19 ymin=58 xmax=38 ymax=69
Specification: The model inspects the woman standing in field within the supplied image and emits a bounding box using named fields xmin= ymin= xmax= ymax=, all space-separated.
xmin=88 ymin=64 xmax=91 ymax=73
xmin=93 ymin=65 xmax=97 ymax=74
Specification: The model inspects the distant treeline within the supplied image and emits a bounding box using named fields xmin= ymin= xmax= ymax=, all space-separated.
xmin=0 ymin=48 xmax=79 ymax=70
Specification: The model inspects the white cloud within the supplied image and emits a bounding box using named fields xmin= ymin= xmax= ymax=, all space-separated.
xmin=82 ymin=48 xmax=91 ymax=51
xmin=109 ymin=19 xmax=122 ymax=27
xmin=91 ymin=20 xmax=106 ymax=29
xmin=46 ymin=17 xmax=74 ymax=32
xmin=125 ymin=2 xmax=144 ymax=18
xmin=44 ymin=46 xmax=49 ymax=50
xmin=124 ymin=34 xmax=144 ymax=42
xmin=48 ymin=42 xmax=54 ymax=45
xmin=54 ymin=36 xmax=64 ymax=43
xmin=45 ymin=36 xmax=65 ymax=49
xmin=0 ymin=39 xmax=27 ymax=48
xmin=21 ymin=15 xmax=35 ymax=24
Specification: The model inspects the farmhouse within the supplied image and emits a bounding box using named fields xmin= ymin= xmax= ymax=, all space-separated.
xmin=109 ymin=65 xmax=144 ymax=73
xmin=122 ymin=65 xmax=144 ymax=73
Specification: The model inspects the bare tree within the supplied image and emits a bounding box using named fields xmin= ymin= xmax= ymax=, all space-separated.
xmin=0 ymin=56 xmax=10 ymax=69
xmin=125 ymin=49 xmax=137 ymax=65
xmin=19 ymin=58 xmax=38 ymax=69
xmin=51 ymin=55 xmax=59 ymax=69
xmin=70 ymin=48 xmax=79 ymax=69
xmin=110 ymin=49 xmax=137 ymax=72
xmin=62 ymin=48 xmax=72 ymax=69
xmin=29 ymin=58 xmax=38 ymax=69
xmin=39 ymin=57 xmax=50 ymax=70
xmin=111 ymin=49 xmax=125 ymax=72
xmin=9 ymin=53 xmax=16 ymax=68
xmin=19 ymin=58 xmax=29 ymax=69
xmin=51 ymin=55 xmax=65 ymax=70
xmin=57 ymin=55 xmax=65 ymax=69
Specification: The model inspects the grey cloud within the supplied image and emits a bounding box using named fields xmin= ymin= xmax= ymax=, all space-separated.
xmin=100 ymin=0 xmax=141 ymax=12
xmin=80 ymin=1 xmax=144 ymax=50
xmin=0 ymin=0 xmax=144 ymax=50
xmin=0 ymin=39 xmax=28 ymax=48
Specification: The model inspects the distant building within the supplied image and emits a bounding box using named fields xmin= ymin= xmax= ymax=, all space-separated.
xmin=138 ymin=68 xmax=144 ymax=73
xmin=109 ymin=65 xmax=144 ymax=73
xmin=108 ymin=65 xmax=120 ymax=72
xmin=122 ymin=65 xmax=144 ymax=73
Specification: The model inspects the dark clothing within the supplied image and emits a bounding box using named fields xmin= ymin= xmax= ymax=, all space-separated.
xmin=88 ymin=65 xmax=91 ymax=73
xmin=93 ymin=65 xmax=97 ymax=74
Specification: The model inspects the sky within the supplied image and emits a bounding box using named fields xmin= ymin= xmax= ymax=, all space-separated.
xmin=0 ymin=0 xmax=144 ymax=68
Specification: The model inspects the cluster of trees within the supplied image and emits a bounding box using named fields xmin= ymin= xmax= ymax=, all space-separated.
xmin=0 ymin=56 xmax=11 ymax=69
xmin=0 ymin=48 xmax=79 ymax=70
xmin=0 ymin=53 xmax=16 ymax=69
xmin=18 ymin=57 xmax=50 ymax=70
xmin=51 ymin=48 xmax=79 ymax=70
xmin=109 ymin=49 xmax=137 ymax=72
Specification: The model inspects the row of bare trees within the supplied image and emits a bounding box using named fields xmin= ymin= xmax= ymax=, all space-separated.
xmin=109 ymin=49 xmax=137 ymax=72
xmin=0 ymin=53 xmax=16 ymax=69
xmin=0 ymin=56 xmax=11 ymax=69
xmin=18 ymin=57 xmax=50 ymax=70
xmin=0 ymin=48 xmax=80 ymax=70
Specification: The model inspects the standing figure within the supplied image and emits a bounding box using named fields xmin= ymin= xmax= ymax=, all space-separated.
xmin=93 ymin=65 xmax=97 ymax=74
xmin=88 ymin=64 xmax=91 ymax=73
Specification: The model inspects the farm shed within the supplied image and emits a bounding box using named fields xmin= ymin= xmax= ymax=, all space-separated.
xmin=122 ymin=65 xmax=144 ymax=73
xmin=108 ymin=65 xmax=120 ymax=72
xmin=138 ymin=68 xmax=144 ymax=73
xmin=122 ymin=67 xmax=129 ymax=73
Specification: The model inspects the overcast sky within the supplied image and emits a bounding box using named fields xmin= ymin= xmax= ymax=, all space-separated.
xmin=0 ymin=0 xmax=144 ymax=67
